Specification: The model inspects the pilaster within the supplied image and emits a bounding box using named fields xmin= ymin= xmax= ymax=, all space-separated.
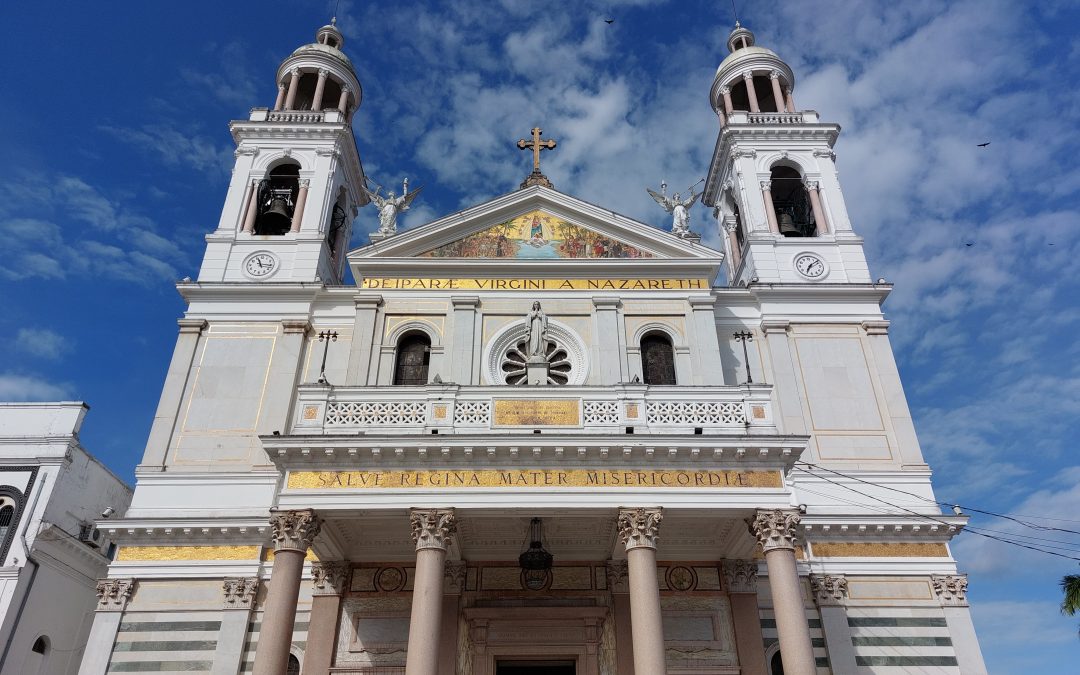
xmin=723 ymin=560 xmax=767 ymax=675
xmin=304 ymin=562 xmax=351 ymax=675
xmin=139 ymin=319 xmax=206 ymax=470
xmin=759 ymin=320 xmax=807 ymax=437
xmin=861 ymin=320 xmax=928 ymax=467
xmin=811 ymin=574 xmax=858 ymax=674
xmin=212 ymin=578 xmax=259 ymax=675
xmin=932 ymin=574 xmax=987 ymax=675
xmin=254 ymin=321 xmax=310 ymax=452
xmin=592 ymin=297 xmax=624 ymax=385
xmin=450 ymin=296 xmax=480 ymax=384
xmin=77 ymin=579 xmax=136 ymax=675
xmin=687 ymin=296 xmax=724 ymax=384
xmin=346 ymin=294 xmax=383 ymax=385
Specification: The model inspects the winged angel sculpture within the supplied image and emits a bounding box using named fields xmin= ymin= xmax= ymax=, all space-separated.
xmin=647 ymin=181 xmax=700 ymax=237
xmin=362 ymin=178 xmax=424 ymax=236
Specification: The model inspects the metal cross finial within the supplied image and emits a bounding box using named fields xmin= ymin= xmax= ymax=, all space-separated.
xmin=733 ymin=331 xmax=754 ymax=384
xmin=518 ymin=127 xmax=557 ymax=173
xmin=317 ymin=330 xmax=339 ymax=385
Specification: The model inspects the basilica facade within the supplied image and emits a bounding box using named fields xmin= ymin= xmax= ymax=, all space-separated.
xmin=79 ymin=21 xmax=987 ymax=675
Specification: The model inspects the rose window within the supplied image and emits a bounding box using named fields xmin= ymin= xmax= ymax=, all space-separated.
xmin=501 ymin=338 xmax=573 ymax=385
xmin=483 ymin=319 xmax=589 ymax=386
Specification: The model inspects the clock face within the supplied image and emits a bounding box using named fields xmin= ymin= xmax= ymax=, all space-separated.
xmin=794 ymin=253 xmax=827 ymax=279
xmin=244 ymin=252 xmax=277 ymax=278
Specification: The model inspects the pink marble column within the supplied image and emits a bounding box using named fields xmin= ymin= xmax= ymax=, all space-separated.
xmin=717 ymin=109 xmax=726 ymax=128
xmin=242 ymin=180 xmax=258 ymax=233
xmin=743 ymin=71 xmax=760 ymax=113
xmin=273 ymin=83 xmax=286 ymax=111
xmin=769 ymin=71 xmax=785 ymax=114
xmin=252 ymin=510 xmax=321 ymax=675
xmin=784 ymin=87 xmax=796 ymax=113
xmin=338 ymin=86 xmax=350 ymax=115
xmin=760 ymin=181 xmax=780 ymax=235
xmin=404 ymin=509 xmax=456 ymax=675
xmin=237 ymin=179 xmax=255 ymax=233
xmin=290 ymin=180 xmax=309 ymax=233
xmin=750 ymin=510 xmax=815 ymax=675
xmin=726 ymin=221 xmax=742 ymax=271
xmin=720 ymin=86 xmax=734 ymax=115
xmin=723 ymin=560 xmax=768 ymax=675
xmin=618 ymin=508 xmax=667 ymax=675
xmin=312 ymin=69 xmax=329 ymax=111
xmin=805 ymin=181 xmax=830 ymax=235
xmin=284 ymin=68 xmax=301 ymax=110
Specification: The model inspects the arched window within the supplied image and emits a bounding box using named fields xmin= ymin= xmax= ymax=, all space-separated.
xmin=770 ymin=650 xmax=784 ymax=675
xmin=0 ymin=505 xmax=14 ymax=549
xmin=0 ymin=493 xmax=19 ymax=563
xmin=286 ymin=654 xmax=300 ymax=675
xmin=769 ymin=166 xmax=815 ymax=237
xmin=640 ymin=333 xmax=676 ymax=385
xmin=393 ymin=333 xmax=431 ymax=385
xmin=255 ymin=163 xmax=301 ymax=236
xmin=26 ymin=636 xmax=49 ymax=675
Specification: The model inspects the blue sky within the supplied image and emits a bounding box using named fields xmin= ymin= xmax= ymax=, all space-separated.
xmin=2 ymin=1 xmax=1078 ymax=671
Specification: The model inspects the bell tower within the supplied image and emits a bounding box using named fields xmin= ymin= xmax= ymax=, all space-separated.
xmin=703 ymin=24 xmax=870 ymax=286
xmin=199 ymin=21 xmax=368 ymax=284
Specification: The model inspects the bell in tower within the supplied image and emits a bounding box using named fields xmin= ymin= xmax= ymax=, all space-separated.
xmin=197 ymin=20 xmax=369 ymax=284
xmin=701 ymin=22 xmax=868 ymax=285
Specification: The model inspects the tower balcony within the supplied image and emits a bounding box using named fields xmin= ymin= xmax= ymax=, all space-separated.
xmin=247 ymin=107 xmax=348 ymax=124
xmin=725 ymin=110 xmax=819 ymax=125
xmin=288 ymin=382 xmax=778 ymax=437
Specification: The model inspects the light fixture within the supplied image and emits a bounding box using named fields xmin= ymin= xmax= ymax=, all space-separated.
xmin=518 ymin=517 xmax=553 ymax=590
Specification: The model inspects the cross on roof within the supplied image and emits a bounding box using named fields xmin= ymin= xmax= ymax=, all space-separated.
xmin=517 ymin=126 xmax=557 ymax=189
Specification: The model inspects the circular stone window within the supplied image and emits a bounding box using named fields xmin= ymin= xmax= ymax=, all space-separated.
xmin=483 ymin=319 xmax=589 ymax=386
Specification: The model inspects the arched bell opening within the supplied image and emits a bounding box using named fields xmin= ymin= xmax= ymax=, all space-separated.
xmin=769 ymin=165 xmax=816 ymax=237
xmin=292 ymin=72 xmax=319 ymax=111
xmin=254 ymin=163 xmax=300 ymax=236
xmin=753 ymin=75 xmax=781 ymax=112
xmin=730 ymin=79 xmax=751 ymax=111
xmin=322 ymin=78 xmax=343 ymax=111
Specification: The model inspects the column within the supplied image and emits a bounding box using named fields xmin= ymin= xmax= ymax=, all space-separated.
xmin=236 ymin=179 xmax=255 ymax=232
xmin=450 ymin=296 xmax=480 ymax=384
xmin=252 ymin=510 xmax=321 ymax=675
xmin=618 ymin=507 xmax=666 ymax=675
xmin=933 ymin=575 xmax=988 ymax=674
xmin=312 ymin=69 xmax=329 ymax=111
xmin=750 ymin=510 xmax=815 ymax=675
xmin=784 ymin=87 xmax=795 ymax=113
xmin=687 ymin=296 xmax=724 ymax=385
xmin=338 ymin=86 xmax=350 ymax=115
xmin=77 ymin=579 xmax=135 ymax=675
xmin=137 ymin=319 xmax=206 ymax=470
xmin=211 ymin=578 xmax=259 ymax=675
xmin=290 ymin=179 xmax=310 ymax=233
xmin=769 ymin=71 xmax=786 ymax=114
xmin=725 ymin=220 xmax=742 ymax=272
xmin=303 ymin=562 xmax=350 ymax=675
xmin=404 ymin=509 xmax=456 ymax=675
xmin=606 ymin=562 xmax=636 ymax=675
xmin=720 ymin=86 xmax=734 ymax=115
xmin=284 ymin=68 xmax=301 ymax=110
xmin=811 ymin=575 xmax=858 ymax=674
xmin=723 ymin=561 xmax=767 ymax=675
xmin=593 ymin=297 xmax=624 ymax=384
xmin=743 ymin=71 xmax=760 ymax=113
xmin=274 ymin=83 xmax=286 ymax=111
xmin=760 ymin=181 xmax=780 ymax=234
xmin=440 ymin=562 xmax=466 ymax=675
xmin=346 ymin=295 xmax=383 ymax=385
xmin=804 ymin=181 xmax=830 ymax=236
xmin=243 ymin=180 xmax=259 ymax=233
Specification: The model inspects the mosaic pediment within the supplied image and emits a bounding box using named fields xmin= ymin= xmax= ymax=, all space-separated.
xmin=419 ymin=210 xmax=654 ymax=259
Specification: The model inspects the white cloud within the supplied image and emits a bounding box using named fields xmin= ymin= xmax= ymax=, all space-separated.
xmin=15 ymin=328 xmax=71 ymax=361
xmin=0 ymin=374 xmax=73 ymax=401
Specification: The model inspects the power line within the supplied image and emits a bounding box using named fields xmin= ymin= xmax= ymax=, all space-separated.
xmin=791 ymin=466 xmax=1080 ymax=562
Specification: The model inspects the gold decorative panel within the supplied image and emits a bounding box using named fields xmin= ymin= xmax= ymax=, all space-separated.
xmin=811 ymin=542 xmax=949 ymax=558
xmin=494 ymin=399 xmax=580 ymax=426
xmin=116 ymin=545 xmax=261 ymax=561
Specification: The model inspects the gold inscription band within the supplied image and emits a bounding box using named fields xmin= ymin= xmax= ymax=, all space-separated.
xmin=359 ymin=278 xmax=711 ymax=291
xmin=287 ymin=469 xmax=783 ymax=490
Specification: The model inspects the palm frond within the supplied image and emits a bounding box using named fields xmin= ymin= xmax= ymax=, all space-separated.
xmin=1061 ymin=574 xmax=1080 ymax=616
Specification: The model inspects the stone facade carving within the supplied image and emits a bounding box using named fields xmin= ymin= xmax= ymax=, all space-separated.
xmin=605 ymin=560 xmax=629 ymax=593
xmin=444 ymin=560 xmax=467 ymax=594
xmin=748 ymin=508 xmax=801 ymax=552
xmin=269 ymin=509 xmax=321 ymax=552
xmin=932 ymin=574 xmax=969 ymax=607
xmin=721 ymin=559 xmax=758 ymax=594
xmin=222 ymin=577 xmax=259 ymax=610
xmin=312 ymin=561 xmax=351 ymax=596
xmin=96 ymin=578 xmax=135 ymax=611
xmin=810 ymin=574 xmax=848 ymax=606
xmin=617 ymin=507 xmax=663 ymax=551
xmin=410 ymin=508 xmax=457 ymax=551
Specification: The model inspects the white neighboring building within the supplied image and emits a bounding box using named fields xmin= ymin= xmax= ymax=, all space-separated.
xmin=0 ymin=402 xmax=132 ymax=675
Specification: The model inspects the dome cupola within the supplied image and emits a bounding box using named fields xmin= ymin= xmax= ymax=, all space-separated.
xmin=272 ymin=19 xmax=362 ymax=116
xmin=710 ymin=23 xmax=795 ymax=117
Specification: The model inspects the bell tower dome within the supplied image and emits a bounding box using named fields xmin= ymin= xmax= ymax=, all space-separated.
xmin=703 ymin=23 xmax=869 ymax=286
xmin=198 ymin=21 xmax=368 ymax=285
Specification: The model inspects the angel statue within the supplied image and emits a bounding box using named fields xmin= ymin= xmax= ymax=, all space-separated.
xmin=647 ymin=180 xmax=701 ymax=237
xmin=362 ymin=177 xmax=424 ymax=236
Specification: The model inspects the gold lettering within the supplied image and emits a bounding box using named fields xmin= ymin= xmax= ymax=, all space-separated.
xmin=287 ymin=469 xmax=782 ymax=490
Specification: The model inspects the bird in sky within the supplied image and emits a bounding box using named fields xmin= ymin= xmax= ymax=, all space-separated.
xmin=604 ymin=18 xmax=615 ymax=24
xmin=977 ymin=142 xmax=990 ymax=147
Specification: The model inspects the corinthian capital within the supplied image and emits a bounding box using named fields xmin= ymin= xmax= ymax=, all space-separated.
xmin=759 ymin=180 xmax=772 ymax=192
xmin=769 ymin=70 xmax=782 ymax=80
xmin=96 ymin=578 xmax=136 ymax=611
xmin=749 ymin=509 xmax=801 ymax=552
xmin=742 ymin=70 xmax=755 ymax=81
xmin=618 ymin=507 xmax=663 ymax=551
xmin=269 ymin=509 xmax=321 ymax=552
xmin=721 ymin=559 xmax=758 ymax=593
xmin=311 ymin=561 xmax=351 ymax=596
xmin=410 ymin=508 xmax=457 ymax=551
xmin=718 ymin=85 xmax=730 ymax=96
xmin=222 ymin=577 xmax=259 ymax=610
xmin=803 ymin=179 xmax=819 ymax=191
xmin=810 ymin=574 xmax=848 ymax=606
xmin=931 ymin=574 xmax=969 ymax=606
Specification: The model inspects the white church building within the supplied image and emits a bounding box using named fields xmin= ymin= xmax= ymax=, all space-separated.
xmin=78 ymin=20 xmax=987 ymax=675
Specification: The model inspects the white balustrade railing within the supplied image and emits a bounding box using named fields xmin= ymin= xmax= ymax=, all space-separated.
xmin=266 ymin=110 xmax=325 ymax=123
xmin=291 ymin=383 xmax=776 ymax=436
